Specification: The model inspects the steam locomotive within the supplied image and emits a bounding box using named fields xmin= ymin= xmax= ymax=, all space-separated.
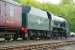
xmin=0 ymin=0 xmax=69 ymax=40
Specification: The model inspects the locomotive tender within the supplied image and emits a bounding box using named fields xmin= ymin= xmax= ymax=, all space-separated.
xmin=0 ymin=0 xmax=69 ymax=40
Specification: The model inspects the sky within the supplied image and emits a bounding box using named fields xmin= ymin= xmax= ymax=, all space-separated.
xmin=36 ymin=0 xmax=62 ymax=5
xmin=73 ymin=0 xmax=75 ymax=3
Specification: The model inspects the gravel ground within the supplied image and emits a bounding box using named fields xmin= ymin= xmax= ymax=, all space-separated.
xmin=55 ymin=44 xmax=75 ymax=50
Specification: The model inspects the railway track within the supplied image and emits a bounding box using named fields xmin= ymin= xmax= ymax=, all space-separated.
xmin=0 ymin=40 xmax=63 ymax=50
xmin=0 ymin=37 xmax=75 ymax=50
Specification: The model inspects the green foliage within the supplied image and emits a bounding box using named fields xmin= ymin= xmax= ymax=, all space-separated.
xmin=16 ymin=0 xmax=75 ymax=32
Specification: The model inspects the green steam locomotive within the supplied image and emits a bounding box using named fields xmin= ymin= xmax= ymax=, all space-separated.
xmin=0 ymin=0 xmax=69 ymax=40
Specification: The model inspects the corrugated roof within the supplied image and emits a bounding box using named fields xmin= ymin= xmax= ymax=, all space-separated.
xmin=1 ymin=0 xmax=21 ymax=6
